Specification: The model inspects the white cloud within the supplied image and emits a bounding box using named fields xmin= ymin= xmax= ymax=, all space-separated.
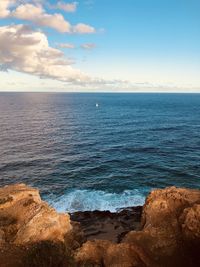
xmin=0 ymin=0 xmax=10 ymax=18
xmin=0 ymin=0 xmax=15 ymax=18
xmin=13 ymin=3 xmax=43 ymax=20
xmin=12 ymin=4 xmax=72 ymax=33
xmin=81 ymin=43 xmax=96 ymax=49
xmin=73 ymin=23 xmax=95 ymax=34
xmin=59 ymin=43 xmax=76 ymax=49
xmin=11 ymin=3 xmax=96 ymax=34
xmin=0 ymin=25 xmax=141 ymax=89
xmin=56 ymin=1 xmax=78 ymax=12
xmin=0 ymin=24 xmax=89 ymax=82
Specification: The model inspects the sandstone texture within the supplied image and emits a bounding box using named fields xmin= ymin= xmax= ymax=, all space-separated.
xmin=0 ymin=184 xmax=84 ymax=267
xmin=75 ymin=186 xmax=200 ymax=267
xmin=0 ymin=184 xmax=200 ymax=267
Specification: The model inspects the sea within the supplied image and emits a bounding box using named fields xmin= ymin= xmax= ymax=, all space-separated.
xmin=0 ymin=93 xmax=200 ymax=212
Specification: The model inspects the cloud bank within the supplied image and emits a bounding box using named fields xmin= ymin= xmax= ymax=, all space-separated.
xmin=13 ymin=3 xmax=72 ymax=33
xmin=0 ymin=25 xmax=181 ymax=91
xmin=0 ymin=24 xmax=89 ymax=83
xmin=1 ymin=1 xmax=96 ymax=34
xmin=0 ymin=1 xmax=159 ymax=91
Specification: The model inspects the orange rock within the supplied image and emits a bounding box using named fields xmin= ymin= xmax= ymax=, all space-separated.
xmin=0 ymin=183 xmax=72 ymax=244
xmin=1 ymin=184 xmax=200 ymax=267
xmin=75 ymin=186 xmax=200 ymax=266
xmin=124 ymin=187 xmax=200 ymax=267
xmin=0 ymin=183 xmax=83 ymax=267
xmin=180 ymin=204 xmax=200 ymax=240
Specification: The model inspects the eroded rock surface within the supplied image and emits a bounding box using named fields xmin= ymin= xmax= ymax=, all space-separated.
xmin=0 ymin=184 xmax=84 ymax=267
xmin=0 ymin=184 xmax=200 ymax=267
xmin=70 ymin=206 xmax=142 ymax=243
xmin=75 ymin=187 xmax=200 ymax=267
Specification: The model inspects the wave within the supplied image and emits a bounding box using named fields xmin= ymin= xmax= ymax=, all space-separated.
xmin=46 ymin=189 xmax=145 ymax=213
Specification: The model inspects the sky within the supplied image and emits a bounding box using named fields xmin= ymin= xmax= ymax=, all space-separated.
xmin=0 ymin=0 xmax=200 ymax=92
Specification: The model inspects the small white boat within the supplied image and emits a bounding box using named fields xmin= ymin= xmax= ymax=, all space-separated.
xmin=96 ymin=103 xmax=99 ymax=107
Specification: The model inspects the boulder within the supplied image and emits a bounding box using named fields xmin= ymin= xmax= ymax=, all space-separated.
xmin=124 ymin=186 xmax=200 ymax=267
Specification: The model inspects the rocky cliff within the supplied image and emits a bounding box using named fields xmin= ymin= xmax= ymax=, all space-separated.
xmin=0 ymin=184 xmax=200 ymax=267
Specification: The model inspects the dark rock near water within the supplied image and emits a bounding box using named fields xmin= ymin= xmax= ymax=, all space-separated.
xmin=70 ymin=206 xmax=142 ymax=243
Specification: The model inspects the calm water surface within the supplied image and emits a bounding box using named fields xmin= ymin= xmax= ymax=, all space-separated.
xmin=0 ymin=93 xmax=200 ymax=211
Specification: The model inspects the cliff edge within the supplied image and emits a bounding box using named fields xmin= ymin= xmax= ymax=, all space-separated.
xmin=0 ymin=184 xmax=200 ymax=267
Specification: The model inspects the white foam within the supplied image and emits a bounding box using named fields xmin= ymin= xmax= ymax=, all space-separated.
xmin=47 ymin=189 xmax=145 ymax=212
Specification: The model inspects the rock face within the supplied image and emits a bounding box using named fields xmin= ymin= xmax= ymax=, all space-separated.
xmin=0 ymin=184 xmax=200 ymax=267
xmin=0 ymin=184 xmax=84 ymax=267
xmin=75 ymin=187 xmax=200 ymax=267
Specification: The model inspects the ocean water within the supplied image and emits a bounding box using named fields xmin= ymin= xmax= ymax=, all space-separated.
xmin=0 ymin=93 xmax=200 ymax=212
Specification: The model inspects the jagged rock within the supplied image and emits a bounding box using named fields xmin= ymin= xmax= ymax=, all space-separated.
xmin=180 ymin=204 xmax=200 ymax=240
xmin=75 ymin=187 xmax=200 ymax=267
xmin=0 ymin=183 xmax=84 ymax=267
xmin=123 ymin=187 xmax=200 ymax=267
xmin=1 ymin=184 xmax=200 ymax=267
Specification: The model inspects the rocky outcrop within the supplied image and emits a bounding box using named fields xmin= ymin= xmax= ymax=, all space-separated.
xmin=75 ymin=186 xmax=200 ymax=267
xmin=0 ymin=184 xmax=72 ymax=244
xmin=0 ymin=184 xmax=84 ymax=267
xmin=0 ymin=184 xmax=200 ymax=267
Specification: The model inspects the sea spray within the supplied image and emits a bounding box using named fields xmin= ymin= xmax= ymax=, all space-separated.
xmin=46 ymin=189 xmax=145 ymax=212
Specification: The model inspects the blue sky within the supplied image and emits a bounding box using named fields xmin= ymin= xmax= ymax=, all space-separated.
xmin=0 ymin=0 xmax=200 ymax=92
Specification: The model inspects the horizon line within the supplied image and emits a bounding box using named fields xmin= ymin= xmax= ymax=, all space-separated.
xmin=1 ymin=91 xmax=200 ymax=94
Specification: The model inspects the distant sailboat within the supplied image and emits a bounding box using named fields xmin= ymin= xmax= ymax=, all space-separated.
xmin=96 ymin=103 xmax=99 ymax=107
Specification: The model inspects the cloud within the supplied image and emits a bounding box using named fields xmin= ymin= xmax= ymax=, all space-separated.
xmin=11 ymin=3 xmax=96 ymax=34
xmin=0 ymin=24 xmax=89 ymax=83
xmin=58 ymin=42 xmax=96 ymax=50
xmin=0 ymin=0 xmax=10 ymax=18
xmin=12 ymin=4 xmax=72 ymax=33
xmin=59 ymin=43 xmax=76 ymax=49
xmin=55 ymin=1 xmax=78 ymax=12
xmin=0 ymin=25 xmax=139 ymax=89
xmin=0 ymin=0 xmax=15 ymax=18
xmin=13 ymin=3 xmax=44 ymax=20
xmin=81 ymin=43 xmax=96 ymax=49
xmin=73 ymin=23 xmax=95 ymax=34
xmin=0 ymin=25 xmax=140 ymax=88
xmin=0 ymin=25 xmax=187 ymax=92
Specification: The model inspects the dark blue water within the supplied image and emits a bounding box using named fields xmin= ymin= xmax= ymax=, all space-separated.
xmin=0 ymin=93 xmax=200 ymax=211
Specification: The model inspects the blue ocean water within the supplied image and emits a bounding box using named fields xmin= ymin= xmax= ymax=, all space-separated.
xmin=0 ymin=93 xmax=200 ymax=212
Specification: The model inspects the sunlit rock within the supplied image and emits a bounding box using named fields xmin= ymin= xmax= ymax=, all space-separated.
xmin=0 ymin=184 xmax=200 ymax=267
